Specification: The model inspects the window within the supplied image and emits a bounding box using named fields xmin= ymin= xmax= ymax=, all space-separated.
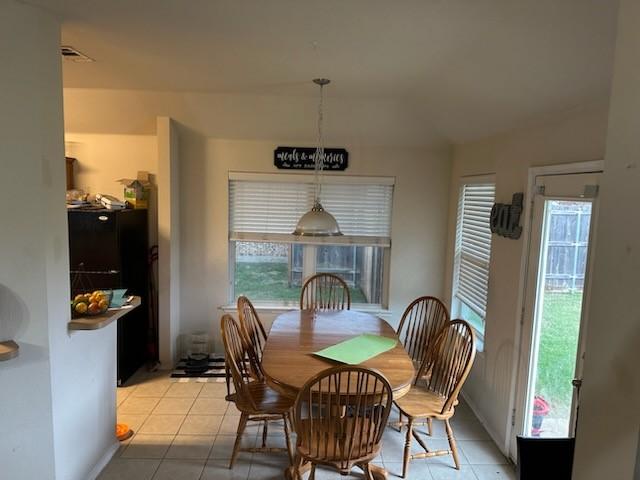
xmin=451 ymin=177 xmax=496 ymax=338
xmin=229 ymin=172 xmax=394 ymax=307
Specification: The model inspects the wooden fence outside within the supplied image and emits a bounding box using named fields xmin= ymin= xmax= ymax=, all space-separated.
xmin=544 ymin=202 xmax=592 ymax=292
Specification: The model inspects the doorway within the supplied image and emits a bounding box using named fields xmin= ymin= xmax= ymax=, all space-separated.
xmin=512 ymin=168 xmax=601 ymax=456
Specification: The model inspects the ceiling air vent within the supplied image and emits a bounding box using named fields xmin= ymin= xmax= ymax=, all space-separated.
xmin=61 ymin=46 xmax=94 ymax=63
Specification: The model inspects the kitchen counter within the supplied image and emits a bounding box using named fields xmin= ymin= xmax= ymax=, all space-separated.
xmin=68 ymin=296 xmax=141 ymax=331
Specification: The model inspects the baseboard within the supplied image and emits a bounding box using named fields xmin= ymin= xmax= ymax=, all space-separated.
xmin=86 ymin=441 xmax=119 ymax=480
xmin=460 ymin=391 xmax=510 ymax=458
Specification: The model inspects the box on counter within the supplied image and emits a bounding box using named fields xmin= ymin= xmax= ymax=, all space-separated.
xmin=118 ymin=171 xmax=151 ymax=209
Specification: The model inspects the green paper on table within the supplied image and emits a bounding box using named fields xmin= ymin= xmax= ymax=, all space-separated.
xmin=313 ymin=334 xmax=397 ymax=365
xmin=109 ymin=289 xmax=128 ymax=308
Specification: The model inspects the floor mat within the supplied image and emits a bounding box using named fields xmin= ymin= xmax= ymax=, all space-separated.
xmin=170 ymin=354 xmax=227 ymax=381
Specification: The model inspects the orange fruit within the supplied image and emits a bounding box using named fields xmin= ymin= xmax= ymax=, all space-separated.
xmin=88 ymin=302 xmax=100 ymax=314
xmin=74 ymin=302 xmax=88 ymax=314
xmin=98 ymin=299 xmax=109 ymax=310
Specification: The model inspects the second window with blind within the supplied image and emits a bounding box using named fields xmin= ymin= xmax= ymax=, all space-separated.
xmin=451 ymin=176 xmax=496 ymax=342
xmin=228 ymin=172 xmax=394 ymax=307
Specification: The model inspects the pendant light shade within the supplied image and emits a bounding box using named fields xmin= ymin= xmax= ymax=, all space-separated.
xmin=293 ymin=201 xmax=342 ymax=236
xmin=293 ymin=78 xmax=342 ymax=237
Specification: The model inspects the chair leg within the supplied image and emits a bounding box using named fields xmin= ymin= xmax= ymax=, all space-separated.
xmin=229 ymin=412 xmax=248 ymax=469
xmin=287 ymin=408 xmax=295 ymax=432
xmin=225 ymin=364 xmax=232 ymax=397
xmin=292 ymin=454 xmax=305 ymax=480
xmin=402 ymin=417 xmax=414 ymax=478
xmin=309 ymin=463 xmax=316 ymax=480
xmin=445 ymin=418 xmax=460 ymax=470
xmin=262 ymin=419 xmax=268 ymax=447
xmin=363 ymin=462 xmax=374 ymax=480
xmin=427 ymin=418 xmax=433 ymax=436
xmin=283 ymin=412 xmax=294 ymax=466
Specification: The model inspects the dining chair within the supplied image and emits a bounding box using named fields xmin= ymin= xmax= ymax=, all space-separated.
xmin=393 ymin=296 xmax=450 ymax=434
xmin=394 ymin=319 xmax=476 ymax=478
xmin=299 ymin=272 xmax=351 ymax=311
xmin=224 ymin=297 xmax=265 ymax=403
xmin=220 ymin=314 xmax=295 ymax=468
xmin=236 ymin=295 xmax=283 ymax=440
xmin=291 ymin=365 xmax=393 ymax=479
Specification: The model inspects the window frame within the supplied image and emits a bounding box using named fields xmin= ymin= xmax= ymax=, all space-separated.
xmin=451 ymin=174 xmax=496 ymax=345
xmin=227 ymin=172 xmax=394 ymax=309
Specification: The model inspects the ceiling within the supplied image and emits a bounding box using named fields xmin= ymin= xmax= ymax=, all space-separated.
xmin=31 ymin=0 xmax=619 ymax=143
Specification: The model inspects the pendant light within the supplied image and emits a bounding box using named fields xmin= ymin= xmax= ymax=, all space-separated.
xmin=293 ymin=78 xmax=342 ymax=237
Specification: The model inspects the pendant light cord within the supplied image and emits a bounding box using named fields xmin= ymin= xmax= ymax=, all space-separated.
xmin=315 ymin=82 xmax=325 ymax=203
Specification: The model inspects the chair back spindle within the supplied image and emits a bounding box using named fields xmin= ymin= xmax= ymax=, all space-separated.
xmin=237 ymin=295 xmax=267 ymax=363
xmin=294 ymin=365 xmax=392 ymax=474
xmin=221 ymin=314 xmax=263 ymax=410
xmin=300 ymin=273 xmax=351 ymax=311
xmin=417 ymin=319 xmax=476 ymax=414
xmin=396 ymin=296 xmax=449 ymax=369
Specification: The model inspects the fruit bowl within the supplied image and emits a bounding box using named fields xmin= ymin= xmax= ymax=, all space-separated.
xmin=71 ymin=290 xmax=113 ymax=318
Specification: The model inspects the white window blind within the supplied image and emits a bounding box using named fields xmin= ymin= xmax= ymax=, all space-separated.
xmin=229 ymin=173 xmax=394 ymax=246
xmin=453 ymin=182 xmax=495 ymax=319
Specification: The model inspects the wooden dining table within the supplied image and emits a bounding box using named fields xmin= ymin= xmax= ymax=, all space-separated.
xmin=261 ymin=309 xmax=416 ymax=480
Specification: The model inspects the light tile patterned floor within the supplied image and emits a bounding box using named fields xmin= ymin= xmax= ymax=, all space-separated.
xmin=100 ymin=369 xmax=515 ymax=480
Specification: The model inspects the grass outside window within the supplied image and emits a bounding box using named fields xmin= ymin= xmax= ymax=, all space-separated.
xmin=234 ymin=262 xmax=367 ymax=304
xmin=535 ymin=291 xmax=583 ymax=420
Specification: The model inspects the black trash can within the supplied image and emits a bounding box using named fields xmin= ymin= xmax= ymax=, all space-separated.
xmin=516 ymin=436 xmax=575 ymax=479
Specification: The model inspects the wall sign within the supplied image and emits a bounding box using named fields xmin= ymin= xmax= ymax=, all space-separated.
xmin=490 ymin=193 xmax=523 ymax=239
xmin=274 ymin=146 xmax=348 ymax=171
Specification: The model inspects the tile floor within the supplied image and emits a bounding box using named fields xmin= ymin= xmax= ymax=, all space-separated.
xmin=100 ymin=369 xmax=515 ymax=480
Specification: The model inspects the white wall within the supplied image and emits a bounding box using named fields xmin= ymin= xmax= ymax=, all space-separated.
xmin=64 ymin=134 xmax=157 ymax=198
xmin=442 ymin=105 xmax=609 ymax=451
xmin=0 ymin=3 xmax=120 ymax=479
xmin=636 ymin=432 xmax=640 ymax=479
xmin=49 ymin=326 xmax=118 ymax=480
xmin=63 ymin=88 xmax=445 ymax=148
xmin=0 ymin=2 xmax=60 ymax=476
xmin=573 ymin=0 xmax=640 ymax=477
xmin=157 ymin=118 xmax=181 ymax=366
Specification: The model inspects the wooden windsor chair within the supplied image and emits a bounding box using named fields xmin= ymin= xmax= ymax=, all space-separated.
xmin=220 ymin=314 xmax=295 ymax=468
xmin=236 ymin=295 xmax=288 ymax=445
xmin=291 ymin=365 xmax=393 ymax=479
xmin=393 ymin=296 xmax=450 ymax=434
xmin=223 ymin=296 xmax=266 ymax=403
xmin=394 ymin=319 xmax=476 ymax=478
xmin=299 ymin=273 xmax=351 ymax=311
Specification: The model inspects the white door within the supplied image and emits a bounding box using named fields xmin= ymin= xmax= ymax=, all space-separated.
xmin=511 ymin=171 xmax=601 ymax=458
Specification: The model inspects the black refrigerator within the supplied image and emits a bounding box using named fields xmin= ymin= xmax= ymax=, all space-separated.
xmin=68 ymin=208 xmax=151 ymax=385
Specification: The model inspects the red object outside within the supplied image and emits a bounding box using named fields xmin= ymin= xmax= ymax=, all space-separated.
xmin=531 ymin=396 xmax=550 ymax=436
xmin=533 ymin=395 xmax=550 ymax=416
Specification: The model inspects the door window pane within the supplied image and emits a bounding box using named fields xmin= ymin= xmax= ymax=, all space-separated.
xmin=526 ymin=200 xmax=592 ymax=437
